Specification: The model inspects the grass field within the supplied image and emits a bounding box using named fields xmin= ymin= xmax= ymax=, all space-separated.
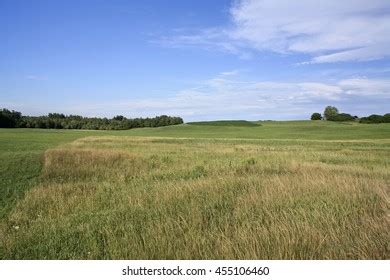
xmin=187 ymin=120 xmax=261 ymax=127
xmin=0 ymin=121 xmax=389 ymax=259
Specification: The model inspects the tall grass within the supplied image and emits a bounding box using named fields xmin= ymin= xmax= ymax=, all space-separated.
xmin=1 ymin=136 xmax=389 ymax=259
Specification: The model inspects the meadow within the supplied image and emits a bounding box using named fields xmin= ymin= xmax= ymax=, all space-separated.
xmin=0 ymin=121 xmax=389 ymax=259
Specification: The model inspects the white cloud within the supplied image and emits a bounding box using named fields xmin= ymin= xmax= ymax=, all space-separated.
xmin=338 ymin=78 xmax=390 ymax=95
xmin=220 ymin=70 xmax=241 ymax=76
xmin=157 ymin=28 xmax=252 ymax=59
xmin=162 ymin=0 xmax=390 ymax=63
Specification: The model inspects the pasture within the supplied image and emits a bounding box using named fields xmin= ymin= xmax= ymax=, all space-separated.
xmin=0 ymin=121 xmax=389 ymax=259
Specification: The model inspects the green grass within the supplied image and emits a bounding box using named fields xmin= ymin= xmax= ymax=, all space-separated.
xmin=187 ymin=120 xmax=260 ymax=127
xmin=120 ymin=121 xmax=390 ymax=140
xmin=0 ymin=121 xmax=389 ymax=259
xmin=0 ymin=129 xmax=104 ymax=219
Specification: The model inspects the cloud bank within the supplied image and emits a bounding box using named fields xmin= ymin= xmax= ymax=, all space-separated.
xmin=162 ymin=0 xmax=390 ymax=63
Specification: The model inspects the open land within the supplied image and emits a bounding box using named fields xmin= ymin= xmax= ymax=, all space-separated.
xmin=0 ymin=121 xmax=389 ymax=259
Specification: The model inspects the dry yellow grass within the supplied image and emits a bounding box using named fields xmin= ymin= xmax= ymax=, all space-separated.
xmin=1 ymin=136 xmax=389 ymax=259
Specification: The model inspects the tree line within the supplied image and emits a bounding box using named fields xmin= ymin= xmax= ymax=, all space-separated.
xmin=311 ymin=106 xmax=390 ymax=123
xmin=0 ymin=108 xmax=183 ymax=130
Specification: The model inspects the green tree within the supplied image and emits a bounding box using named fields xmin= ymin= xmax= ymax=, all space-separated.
xmin=324 ymin=106 xmax=339 ymax=120
xmin=0 ymin=108 xmax=22 ymax=128
xmin=113 ymin=115 xmax=125 ymax=121
xmin=383 ymin=113 xmax=390 ymax=123
xmin=359 ymin=114 xmax=384 ymax=124
xmin=328 ymin=113 xmax=355 ymax=122
xmin=1 ymin=108 xmax=183 ymax=130
xmin=310 ymin=113 xmax=322 ymax=120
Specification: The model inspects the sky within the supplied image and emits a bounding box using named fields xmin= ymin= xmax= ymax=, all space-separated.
xmin=1 ymin=0 xmax=390 ymax=121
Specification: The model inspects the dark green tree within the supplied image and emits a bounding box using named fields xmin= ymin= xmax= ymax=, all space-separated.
xmin=113 ymin=115 xmax=125 ymax=121
xmin=310 ymin=113 xmax=322 ymax=120
xmin=383 ymin=113 xmax=390 ymax=123
xmin=0 ymin=108 xmax=22 ymax=127
xmin=359 ymin=114 xmax=384 ymax=124
xmin=328 ymin=113 xmax=355 ymax=122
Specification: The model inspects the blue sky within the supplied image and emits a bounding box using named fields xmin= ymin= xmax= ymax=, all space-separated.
xmin=1 ymin=0 xmax=390 ymax=121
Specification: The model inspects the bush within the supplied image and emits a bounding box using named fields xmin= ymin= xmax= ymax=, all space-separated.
xmin=383 ymin=113 xmax=390 ymax=123
xmin=310 ymin=113 xmax=322 ymax=120
xmin=359 ymin=114 xmax=386 ymax=124
xmin=328 ymin=113 xmax=355 ymax=122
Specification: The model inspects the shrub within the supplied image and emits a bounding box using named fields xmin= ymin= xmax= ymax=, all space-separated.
xmin=310 ymin=113 xmax=322 ymax=120
xmin=359 ymin=114 xmax=385 ymax=124
xmin=383 ymin=113 xmax=390 ymax=123
xmin=328 ymin=113 xmax=355 ymax=122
